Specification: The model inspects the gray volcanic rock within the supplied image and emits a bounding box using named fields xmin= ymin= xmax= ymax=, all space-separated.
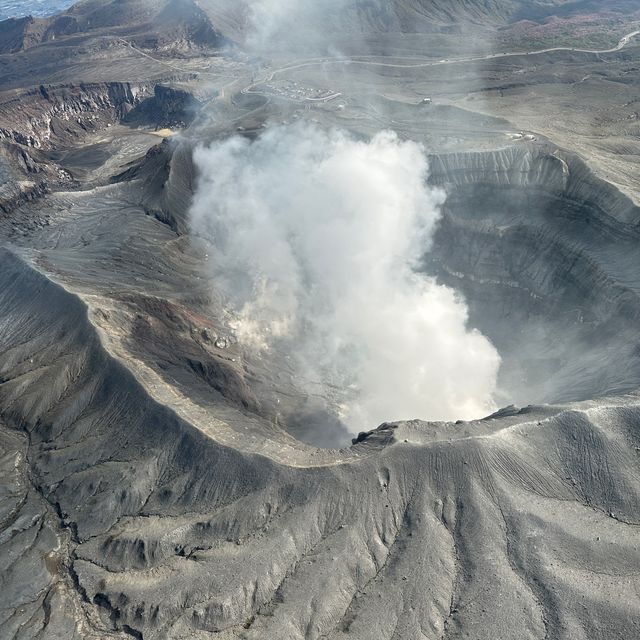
xmin=0 ymin=15 xmax=50 ymax=53
xmin=424 ymin=145 xmax=640 ymax=406
xmin=2 ymin=0 xmax=640 ymax=638
xmin=0 ymin=82 xmax=152 ymax=148
xmin=0 ymin=142 xmax=55 ymax=214
xmin=0 ymin=247 xmax=639 ymax=639
xmin=110 ymin=137 xmax=196 ymax=233
xmin=124 ymin=84 xmax=204 ymax=130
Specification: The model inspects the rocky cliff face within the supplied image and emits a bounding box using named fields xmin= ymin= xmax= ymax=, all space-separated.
xmin=0 ymin=79 xmax=203 ymax=212
xmin=0 ymin=0 xmax=229 ymax=54
xmin=2 ymin=1 xmax=640 ymax=637
xmin=0 ymin=244 xmax=639 ymax=639
xmin=124 ymin=84 xmax=204 ymax=130
xmin=0 ymin=82 xmax=152 ymax=148
xmin=426 ymin=145 xmax=640 ymax=406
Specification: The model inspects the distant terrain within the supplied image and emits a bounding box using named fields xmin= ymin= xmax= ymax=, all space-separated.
xmin=0 ymin=0 xmax=74 ymax=21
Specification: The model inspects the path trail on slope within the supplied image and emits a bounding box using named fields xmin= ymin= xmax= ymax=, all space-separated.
xmin=262 ymin=29 xmax=640 ymax=80
xmin=115 ymin=30 xmax=640 ymax=103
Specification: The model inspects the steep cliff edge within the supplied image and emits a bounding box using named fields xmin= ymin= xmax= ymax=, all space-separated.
xmin=0 ymin=82 xmax=152 ymax=148
xmin=2 ymin=2 xmax=640 ymax=637
xmin=426 ymin=145 xmax=640 ymax=406
xmin=0 ymin=246 xmax=639 ymax=639
xmin=0 ymin=0 xmax=229 ymax=54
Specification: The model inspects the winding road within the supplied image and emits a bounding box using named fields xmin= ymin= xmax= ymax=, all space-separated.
xmin=116 ymin=28 xmax=640 ymax=106
xmin=264 ymin=29 xmax=640 ymax=79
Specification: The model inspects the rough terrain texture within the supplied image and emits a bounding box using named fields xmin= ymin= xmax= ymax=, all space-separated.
xmin=1 ymin=1 xmax=640 ymax=638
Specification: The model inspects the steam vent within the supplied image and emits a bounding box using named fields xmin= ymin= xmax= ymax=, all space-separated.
xmin=1 ymin=1 xmax=640 ymax=638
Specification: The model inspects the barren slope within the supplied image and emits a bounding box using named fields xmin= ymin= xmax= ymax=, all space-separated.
xmin=1 ymin=1 xmax=640 ymax=639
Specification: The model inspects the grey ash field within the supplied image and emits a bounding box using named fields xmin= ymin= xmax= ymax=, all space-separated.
xmin=2 ymin=1 xmax=640 ymax=638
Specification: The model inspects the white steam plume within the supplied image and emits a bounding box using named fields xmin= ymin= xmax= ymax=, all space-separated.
xmin=190 ymin=125 xmax=500 ymax=433
xmin=243 ymin=0 xmax=352 ymax=54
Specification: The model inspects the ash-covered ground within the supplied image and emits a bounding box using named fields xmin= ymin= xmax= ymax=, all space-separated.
xmin=1 ymin=1 xmax=640 ymax=639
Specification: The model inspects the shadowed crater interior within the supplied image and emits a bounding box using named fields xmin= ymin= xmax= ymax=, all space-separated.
xmin=426 ymin=145 xmax=640 ymax=408
xmin=125 ymin=138 xmax=640 ymax=448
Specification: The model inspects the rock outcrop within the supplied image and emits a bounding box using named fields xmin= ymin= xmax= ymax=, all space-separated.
xmin=0 ymin=82 xmax=152 ymax=148
xmin=2 ymin=1 xmax=640 ymax=637
xmin=0 ymin=247 xmax=639 ymax=639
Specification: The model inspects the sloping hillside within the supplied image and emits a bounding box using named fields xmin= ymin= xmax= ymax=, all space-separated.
xmin=0 ymin=0 xmax=228 ymax=53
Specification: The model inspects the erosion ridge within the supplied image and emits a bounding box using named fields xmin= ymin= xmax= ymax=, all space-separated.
xmin=110 ymin=137 xmax=640 ymax=412
xmin=1 ymin=247 xmax=640 ymax=639
xmin=1 ymin=0 xmax=640 ymax=638
xmin=0 ymin=0 xmax=229 ymax=54
xmin=2 ymin=132 xmax=640 ymax=638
